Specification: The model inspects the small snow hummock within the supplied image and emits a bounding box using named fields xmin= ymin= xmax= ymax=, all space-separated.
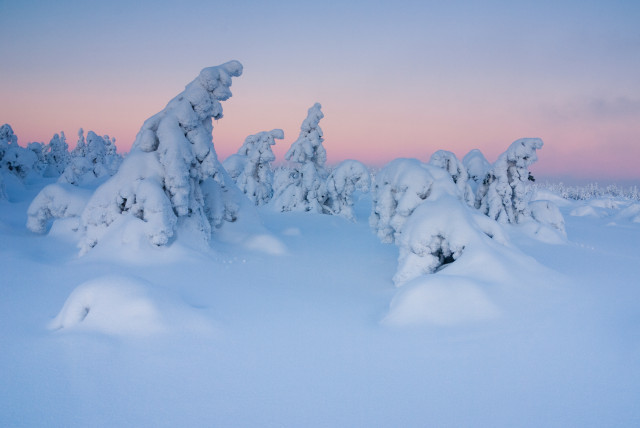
xmin=271 ymin=103 xmax=329 ymax=213
xmin=223 ymin=128 xmax=284 ymax=205
xmin=48 ymin=276 xmax=213 ymax=336
xmin=78 ymin=61 xmax=244 ymax=253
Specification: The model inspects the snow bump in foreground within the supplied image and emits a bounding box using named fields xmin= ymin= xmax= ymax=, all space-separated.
xmin=383 ymin=275 xmax=501 ymax=326
xmin=48 ymin=276 xmax=214 ymax=336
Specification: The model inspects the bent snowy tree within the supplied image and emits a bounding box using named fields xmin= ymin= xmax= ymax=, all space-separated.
xmin=79 ymin=61 xmax=243 ymax=252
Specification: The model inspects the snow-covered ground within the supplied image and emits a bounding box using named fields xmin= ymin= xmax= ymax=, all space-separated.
xmin=1 ymin=178 xmax=639 ymax=427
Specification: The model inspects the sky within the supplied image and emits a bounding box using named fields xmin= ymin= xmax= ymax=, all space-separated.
xmin=1 ymin=0 xmax=639 ymax=182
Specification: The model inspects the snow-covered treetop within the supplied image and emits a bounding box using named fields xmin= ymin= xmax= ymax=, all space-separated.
xmin=131 ymin=60 xmax=243 ymax=216
xmin=462 ymin=149 xmax=491 ymax=184
xmin=0 ymin=123 xmax=38 ymax=179
xmin=226 ymin=128 xmax=284 ymax=205
xmin=475 ymin=138 xmax=544 ymax=224
xmin=428 ymin=150 xmax=473 ymax=205
xmin=284 ymin=103 xmax=326 ymax=169
xmin=370 ymin=158 xmax=458 ymax=243
xmin=79 ymin=61 xmax=244 ymax=252
xmin=0 ymin=124 xmax=18 ymax=147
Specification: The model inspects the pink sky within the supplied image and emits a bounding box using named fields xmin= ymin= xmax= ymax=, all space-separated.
xmin=1 ymin=0 xmax=639 ymax=182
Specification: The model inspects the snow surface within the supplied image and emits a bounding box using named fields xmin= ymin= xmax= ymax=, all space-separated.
xmin=2 ymin=176 xmax=640 ymax=427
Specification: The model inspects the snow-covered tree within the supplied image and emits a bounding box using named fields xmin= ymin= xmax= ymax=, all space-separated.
xmin=223 ymin=129 xmax=284 ymax=205
xmin=393 ymin=194 xmax=508 ymax=285
xmin=60 ymin=129 xmax=122 ymax=185
xmin=324 ymin=160 xmax=371 ymax=221
xmin=79 ymin=60 xmax=243 ymax=252
xmin=0 ymin=124 xmax=38 ymax=180
xmin=462 ymin=149 xmax=491 ymax=192
xmin=27 ymin=183 xmax=91 ymax=233
xmin=475 ymin=138 xmax=543 ymax=224
xmin=428 ymin=150 xmax=473 ymax=205
xmin=271 ymin=103 xmax=329 ymax=213
xmin=43 ymin=132 xmax=70 ymax=177
xmin=370 ymin=158 xmax=458 ymax=243
xmin=27 ymin=142 xmax=47 ymax=176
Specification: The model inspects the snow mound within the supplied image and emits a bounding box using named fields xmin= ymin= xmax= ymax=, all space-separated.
xmin=570 ymin=205 xmax=604 ymax=218
xmin=383 ymin=275 xmax=500 ymax=326
xmin=615 ymin=203 xmax=640 ymax=223
xmin=49 ymin=276 xmax=212 ymax=336
xmin=244 ymin=234 xmax=287 ymax=255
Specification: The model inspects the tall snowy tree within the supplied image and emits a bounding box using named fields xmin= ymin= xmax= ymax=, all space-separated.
xmin=271 ymin=103 xmax=329 ymax=213
xmin=223 ymin=129 xmax=284 ymax=205
xmin=475 ymin=138 xmax=543 ymax=224
xmin=79 ymin=61 xmax=243 ymax=252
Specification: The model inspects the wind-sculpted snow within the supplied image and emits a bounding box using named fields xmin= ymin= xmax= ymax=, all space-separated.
xmin=79 ymin=61 xmax=243 ymax=253
xmin=271 ymin=103 xmax=329 ymax=213
xmin=224 ymin=129 xmax=284 ymax=205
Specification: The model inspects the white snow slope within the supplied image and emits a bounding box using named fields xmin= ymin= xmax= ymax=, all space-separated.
xmin=1 ymin=179 xmax=639 ymax=427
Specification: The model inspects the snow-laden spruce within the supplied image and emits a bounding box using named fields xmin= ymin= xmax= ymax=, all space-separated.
xmin=43 ymin=132 xmax=70 ymax=177
xmin=428 ymin=150 xmax=474 ymax=205
xmin=60 ymin=129 xmax=122 ymax=185
xmin=475 ymin=138 xmax=542 ymax=224
xmin=78 ymin=61 xmax=243 ymax=252
xmin=271 ymin=103 xmax=329 ymax=213
xmin=0 ymin=123 xmax=38 ymax=180
xmin=324 ymin=160 xmax=371 ymax=221
xmin=462 ymin=148 xmax=491 ymax=193
xmin=370 ymin=158 xmax=460 ymax=244
xmin=223 ymin=129 xmax=284 ymax=205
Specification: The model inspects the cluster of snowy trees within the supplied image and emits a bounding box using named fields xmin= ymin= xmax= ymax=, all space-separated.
xmin=370 ymin=139 xmax=566 ymax=285
xmin=14 ymin=60 xmax=565 ymax=290
xmin=1 ymin=123 xmax=123 ymax=203
xmin=225 ymin=103 xmax=370 ymax=221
